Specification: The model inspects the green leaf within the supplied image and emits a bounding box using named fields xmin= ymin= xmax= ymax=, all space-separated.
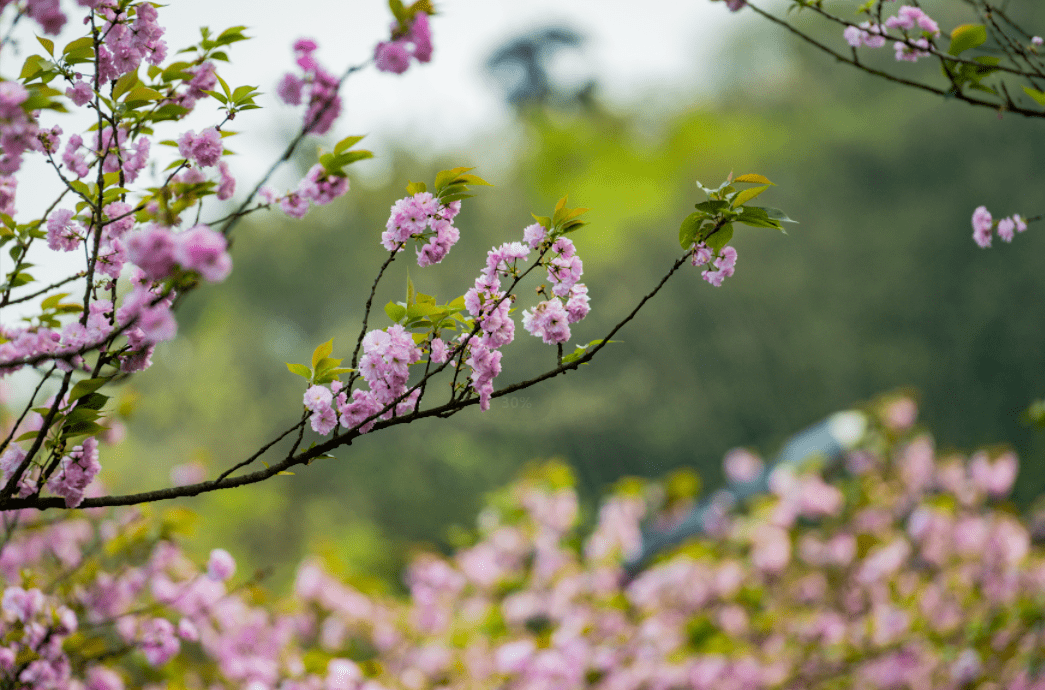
xmin=437 ymin=183 xmax=470 ymax=199
xmin=19 ymin=54 xmax=47 ymax=80
xmin=385 ymin=302 xmax=407 ymax=323
xmin=215 ymin=72 xmax=232 ymax=98
xmin=678 ymin=212 xmax=705 ymax=249
xmin=40 ymin=292 xmax=69 ymax=310
xmin=65 ymin=407 xmax=101 ymax=425
xmin=230 ymin=84 xmax=258 ymax=102
xmin=68 ymin=377 xmax=109 ymax=403
xmin=438 ymin=193 xmax=475 ymax=204
xmin=334 ymin=135 xmax=365 ymax=155
xmin=111 ymin=70 xmax=139 ymax=99
xmin=450 ymin=174 xmax=492 ymax=187
xmin=311 ymin=339 xmax=334 ymax=368
xmin=531 ymin=214 xmax=551 ymax=229
xmin=313 ymin=357 xmax=344 ymax=381
xmin=561 ymin=339 xmax=613 ymax=365
xmin=705 ymin=223 xmax=734 ymax=253
xmin=949 ymin=24 xmax=987 ymax=56
xmin=406 ymin=302 xmax=442 ymax=320
xmin=286 ymin=362 xmax=312 ymax=378
xmin=694 ymin=200 xmax=730 ymax=214
xmin=735 ymin=207 xmax=783 ymax=230
xmin=732 ymin=185 xmax=769 ymax=208
xmin=434 ymin=166 xmax=474 ymax=193
xmin=35 ymin=36 xmax=55 ymax=57
xmin=62 ymin=36 xmax=93 ymax=56
xmin=1023 ymin=86 xmax=1045 ymax=108
xmin=406 ymin=275 xmax=416 ymax=307
xmin=74 ymin=392 xmax=109 ymax=411
xmin=124 ymin=86 xmax=162 ymax=103
xmin=763 ymin=207 xmax=798 ymax=223
xmin=733 ymin=173 xmax=775 ymax=185
xmin=334 ymin=150 xmax=373 ymax=166
xmin=405 ymin=181 xmax=427 ymax=195
xmin=62 ymin=420 xmax=107 ymax=439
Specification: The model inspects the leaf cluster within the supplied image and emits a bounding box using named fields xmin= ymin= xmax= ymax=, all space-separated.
xmin=405 ymin=166 xmax=493 ymax=205
xmin=678 ymin=174 xmax=795 ymax=252
xmin=286 ymin=340 xmax=353 ymax=385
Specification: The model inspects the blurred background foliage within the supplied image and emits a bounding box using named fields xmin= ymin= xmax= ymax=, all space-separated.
xmin=103 ymin=5 xmax=1045 ymax=590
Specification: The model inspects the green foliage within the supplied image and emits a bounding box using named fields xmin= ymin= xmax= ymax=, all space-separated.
xmin=948 ymin=24 xmax=987 ymax=56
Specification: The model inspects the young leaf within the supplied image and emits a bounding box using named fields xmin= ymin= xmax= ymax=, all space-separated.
xmin=35 ymin=36 xmax=55 ymax=56
xmin=68 ymin=377 xmax=109 ymax=403
xmin=311 ymin=339 xmax=334 ymax=368
xmin=1023 ymin=86 xmax=1045 ymax=108
xmin=286 ymin=362 xmax=312 ymax=378
xmin=434 ymin=166 xmax=474 ymax=193
xmin=705 ymin=223 xmax=734 ymax=253
xmin=949 ymin=24 xmax=987 ymax=56
xmin=733 ymin=173 xmax=774 ymax=185
xmin=561 ymin=339 xmax=614 ymax=365
xmin=763 ymin=207 xmax=798 ymax=223
xmin=63 ymin=36 xmax=93 ymax=56
xmin=732 ymin=185 xmax=770 ymax=208
xmin=334 ymin=135 xmax=365 ymax=155
xmin=735 ymin=207 xmax=783 ymax=230
xmin=40 ymin=292 xmax=70 ymax=311
xmin=678 ymin=212 xmax=705 ymax=249
xmin=385 ymin=302 xmax=407 ymax=323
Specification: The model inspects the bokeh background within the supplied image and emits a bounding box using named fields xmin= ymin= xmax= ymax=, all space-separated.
xmin=47 ymin=1 xmax=1045 ymax=589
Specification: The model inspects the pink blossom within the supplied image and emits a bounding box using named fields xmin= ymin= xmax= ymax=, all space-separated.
xmin=66 ymin=80 xmax=93 ymax=106
xmin=46 ymin=209 xmax=83 ymax=252
xmin=723 ymin=448 xmax=763 ymax=484
xmin=522 ymin=299 xmax=571 ymax=345
xmin=278 ymin=73 xmax=304 ymax=105
xmin=971 ymin=205 xmax=993 ymax=247
xmin=997 ymin=216 xmax=1016 ymax=242
xmin=207 ymin=549 xmax=236 ymax=581
xmin=174 ymin=224 xmax=232 ymax=282
xmin=216 ymin=160 xmax=236 ymax=200
xmin=125 ymin=225 xmax=178 ymax=280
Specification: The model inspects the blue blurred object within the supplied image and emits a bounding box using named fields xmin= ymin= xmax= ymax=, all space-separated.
xmin=484 ymin=27 xmax=593 ymax=107
xmin=622 ymin=411 xmax=867 ymax=577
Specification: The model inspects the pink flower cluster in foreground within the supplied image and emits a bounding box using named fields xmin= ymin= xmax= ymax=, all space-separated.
xmin=972 ymin=205 xmax=1028 ymax=247
xmin=266 ymin=163 xmax=351 ymax=219
xmin=374 ymin=12 xmax=433 ymax=75
xmin=382 ymin=192 xmax=462 ymax=265
xmin=303 ymin=325 xmax=422 ymax=435
xmin=278 ymin=39 xmax=342 ymax=136
xmin=691 ymin=242 xmax=738 ymax=287
xmin=1 ymin=398 xmax=1045 ymax=689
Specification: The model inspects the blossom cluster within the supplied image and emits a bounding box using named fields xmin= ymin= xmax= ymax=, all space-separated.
xmin=303 ymin=325 xmax=422 ymax=436
xmin=277 ymin=39 xmax=342 ymax=136
xmin=382 ymin=192 xmax=461 ymax=265
xmin=972 ymin=205 xmax=1029 ymax=247
xmin=2 ymin=398 xmax=1044 ymax=688
xmin=691 ymin=242 xmax=738 ymax=287
xmin=520 ymin=229 xmax=590 ymax=345
xmin=842 ymin=5 xmax=940 ymax=63
xmin=0 ymin=81 xmax=43 ymax=175
xmin=374 ymin=12 xmax=433 ymax=75
xmin=264 ymin=163 xmax=351 ymax=219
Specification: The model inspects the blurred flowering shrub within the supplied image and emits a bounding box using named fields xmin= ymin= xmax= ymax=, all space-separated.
xmin=3 ymin=395 xmax=1045 ymax=688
